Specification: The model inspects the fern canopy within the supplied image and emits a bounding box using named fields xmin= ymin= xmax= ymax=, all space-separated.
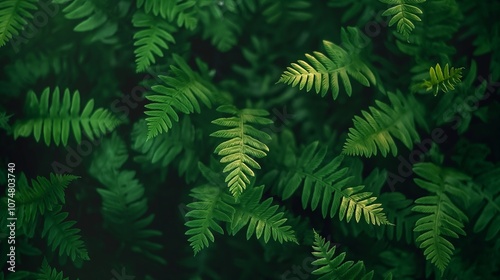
xmin=416 ymin=63 xmax=464 ymax=96
xmin=412 ymin=162 xmax=470 ymax=273
xmin=13 ymin=87 xmax=122 ymax=146
xmin=277 ymin=27 xmax=376 ymax=100
xmin=380 ymin=0 xmax=426 ymax=40
xmin=145 ymin=54 xmax=216 ymax=139
xmin=311 ymin=230 xmax=375 ymax=280
xmin=343 ymin=91 xmax=426 ymax=157
xmin=0 ymin=0 xmax=38 ymax=47
xmin=210 ymin=105 xmax=273 ymax=198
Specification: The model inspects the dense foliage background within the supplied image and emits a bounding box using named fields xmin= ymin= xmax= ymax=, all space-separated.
xmin=1 ymin=0 xmax=499 ymax=279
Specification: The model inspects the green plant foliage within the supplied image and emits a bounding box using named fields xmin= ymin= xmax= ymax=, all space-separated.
xmin=210 ymin=105 xmax=273 ymax=198
xmin=145 ymin=54 xmax=217 ymax=139
xmin=278 ymin=27 xmax=376 ymax=100
xmin=415 ymin=63 xmax=465 ymax=96
xmin=473 ymin=167 xmax=500 ymax=241
xmin=412 ymin=162 xmax=471 ymax=273
xmin=0 ymin=0 xmax=38 ymax=47
xmin=379 ymin=0 xmax=426 ymax=40
xmin=13 ymin=87 xmax=122 ymax=146
xmin=311 ymin=230 xmax=375 ymax=280
xmin=343 ymin=91 xmax=426 ymax=157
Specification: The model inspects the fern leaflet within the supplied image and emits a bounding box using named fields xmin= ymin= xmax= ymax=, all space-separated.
xmin=473 ymin=167 xmax=500 ymax=240
xmin=417 ymin=63 xmax=464 ymax=96
xmin=229 ymin=186 xmax=298 ymax=244
xmin=42 ymin=206 xmax=90 ymax=263
xmin=13 ymin=87 xmax=122 ymax=146
xmin=311 ymin=230 xmax=375 ymax=280
xmin=278 ymin=27 xmax=376 ymax=100
xmin=380 ymin=0 xmax=426 ymax=40
xmin=279 ymin=142 xmax=390 ymax=225
xmin=145 ymin=54 xmax=217 ymax=139
xmin=412 ymin=162 xmax=470 ymax=273
xmin=36 ymin=259 xmax=69 ymax=280
xmin=343 ymin=91 xmax=426 ymax=157
xmin=210 ymin=105 xmax=273 ymax=198
xmin=0 ymin=0 xmax=38 ymax=47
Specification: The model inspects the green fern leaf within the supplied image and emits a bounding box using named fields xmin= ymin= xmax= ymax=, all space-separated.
xmin=278 ymin=27 xmax=376 ymax=100
xmin=379 ymin=0 xmax=426 ymax=40
xmin=0 ymin=0 xmax=38 ymax=47
xmin=133 ymin=11 xmax=176 ymax=73
xmin=418 ymin=63 xmax=464 ymax=96
xmin=210 ymin=105 xmax=273 ymax=198
xmin=343 ymin=91 xmax=426 ymax=157
xmin=16 ymin=173 xmax=79 ymax=234
xmin=13 ymin=87 xmax=122 ymax=146
xmin=36 ymin=259 xmax=69 ymax=280
xmin=42 ymin=206 xmax=90 ymax=263
xmin=145 ymin=54 xmax=216 ymax=139
xmin=260 ymin=0 xmax=312 ymax=23
xmin=279 ymin=142 xmax=390 ymax=225
xmin=311 ymin=230 xmax=374 ymax=280
xmin=412 ymin=162 xmax=470 ymax=273
xmin=185 ymin=183 xmax=234 ymax=255
xmin=230 ymin=186 xmax=298 ymax=244
xmin=473 ymin=167 xmax=500 ymax=240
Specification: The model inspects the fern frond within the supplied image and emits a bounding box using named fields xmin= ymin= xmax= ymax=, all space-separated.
xmin=0 ymin=0 xmax=38 ymax=47
xmin=473 ymin=167 xmax=500 ymax=240
xmin=145 ymin=54 xmax=216 ymax=139
xmin=54 ymin=0 xmax=119 ymax=43
xmin=380 ymin=0 xmax=426 ymax=40
xmin=343 ymin=91 xmax=425 ymax=157
xmin=412 ymin=162 xmax=470 ymax=273
xmin=260 ymin=0 xmax=312 ymax=23
xmin=279 ymin=142 xmax=390 ymax=225
xmin=417 ymin=63 xmax=464 ymax=96
xmin=210 ymin=105 xmax=273 ymax=198
xmin=311 ymin=230 xmax=374 ymax=280
xmin=42 ymin=206 xmax=90 ymax=263
xmin=88 ymin=132 xmax=128 ymax=176
xmin=230 ymin=186 xmax=298 ymax=244
xmin=133 ymin=11 xmax=176 ymax=73
xmin=277 ymin=27 xmax=376 ymax=100
xmin=36 ymin=259 xmax=69 ymax=280
xmin=16 ymin=173 xmax=79 ymax=232
xmin=13 ymin=87 xmax=122 ymax=146
xmin=185 ymin=184 xmax=234 ymax=255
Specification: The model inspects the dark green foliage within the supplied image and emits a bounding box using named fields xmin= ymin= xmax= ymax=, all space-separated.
xmin=0 ymin=0 xmax=499 ymax=279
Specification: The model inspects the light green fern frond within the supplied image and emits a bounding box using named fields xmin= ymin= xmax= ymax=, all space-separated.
xmin=229 ymin=186 xmax=298 ymax=244
xmin=380 ymin=0 xmax=426 ymax=40
xmin=13 ymin=87 xmax=122 ymax=146
xmin=0 ymin=0 xmax=38 ymax=47
xmin=145 ymin=54 xmax=217 ymax=139
xmin=412 ymin=162 xmax=471 ymax=273
xmin=417 ymin=63 xmax=464 ymax=96
xmin=210 ymin=105 xmax=273 ymax=198
xmin=279 ymin=142 xmax=391 ymax=225
xmin=185 ymin=183 xmax=234 ymax=255
xmin=133 ymin=11 xmax=176 ymax=73
xmin=311 ymin=230 xmax=375 ymax=280
xmin=277 ymin=27 xmax=376 ymax=100
xmin=343 ymin=91 xmax=426 ymax=157
xmin=42 ymin=206 xmax=90 ymax=263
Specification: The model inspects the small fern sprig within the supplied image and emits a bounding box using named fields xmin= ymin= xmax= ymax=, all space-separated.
xmin=343 ymin=91 xmax=426 ymax=157
xmin=229 ymin=186 xmax=298 ymax=244
xmin=412 ymin=162 xmax=471 ymax=273
xmin=210 ymin=105 xmax=273 ymax=198
xmin=145 ymin=54 xmax=216 ymax=139
xmin=13 ymin=87 xmax=122 ymax=146
xmin=0 ymin=0 xmax=38 ymax=47
xmin=311 ymin=230 xmax=375 ymax=280
xmin=417 ymin=63 xmax=464 ymax=96
xmin=277 ymin=27 xmax=376 ymax=100
xmin=380 ymin=0 xmax=426 ymax=40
